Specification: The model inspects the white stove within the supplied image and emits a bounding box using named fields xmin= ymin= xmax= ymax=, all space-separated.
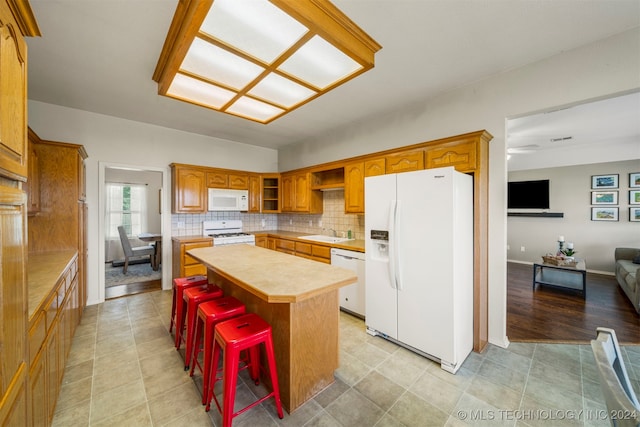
xmin=202 ymin=220 xmax=255 ymax=246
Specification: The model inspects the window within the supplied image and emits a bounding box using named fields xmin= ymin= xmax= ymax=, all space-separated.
xmin=106 ymin=183 xmax=147 ymax=238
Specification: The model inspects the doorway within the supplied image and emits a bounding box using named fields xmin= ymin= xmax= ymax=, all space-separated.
xmin=103 ymin=166 xmax=163 ymax=299
xmin=505 ymin=91 xmax=640 ymax=342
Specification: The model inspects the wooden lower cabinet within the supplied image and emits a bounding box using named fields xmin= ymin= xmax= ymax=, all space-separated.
xmin=274 ymin=238 xmax=295 ymax=255
xmin=294 ymin=241 xmax=331 ymax=264
xmin=172 ymin=237 xmax=214 ymax=279
xmin=28 ymin=350 xmax=46 ymax=427
xmin=425 ymin=140 xmax=477 ymax=172
xmin=45 ymin=319 xmax=60 ymax=422
xmin=265 ymin=236 xmax=332 ymax=264
xmin=254 ymin=235 xmax=267 ymax=248
xmin=27 ymin=254 xmax=81 ymax=426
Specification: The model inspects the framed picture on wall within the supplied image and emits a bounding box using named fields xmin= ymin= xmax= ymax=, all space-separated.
xmin=630 ymin=172 xmax=640 ymax=188
xmin=630 ymin=207 xmax=640 ymax=222
xmin=591 ymin=174 xmax=619 ymax=189
xmin=591 ymin=207 xmax=618 ymax=221
xmin=591 ymin=191 xmax=618 ymax=205
xmin=630 ymin=190 xmax=640 ymax=205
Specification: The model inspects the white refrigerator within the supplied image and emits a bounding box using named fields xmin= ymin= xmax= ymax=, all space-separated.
xmin=365 ymin=166 xmax=473 ymax=374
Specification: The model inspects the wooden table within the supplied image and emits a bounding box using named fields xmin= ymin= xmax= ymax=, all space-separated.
xmin=187 ymin=244 xmax=357 ymax=413
xmin=138 ymin=233 xmax=162 ymax=270
xmin=533 ymin=258 xmax=587 ymax=298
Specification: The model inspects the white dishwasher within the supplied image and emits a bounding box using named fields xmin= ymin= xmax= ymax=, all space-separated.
xmin=331 ymin=248 xmax=366 ymax=319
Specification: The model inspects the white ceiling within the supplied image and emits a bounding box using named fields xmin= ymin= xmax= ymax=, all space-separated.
xmin=26 ymin=0 xmax=640 ymax=152
xmin=506 ymin=91 xmax=640 ymax=170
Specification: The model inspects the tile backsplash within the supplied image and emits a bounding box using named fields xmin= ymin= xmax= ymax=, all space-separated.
xmin=171 ymin=189 xmax=365 ymax=239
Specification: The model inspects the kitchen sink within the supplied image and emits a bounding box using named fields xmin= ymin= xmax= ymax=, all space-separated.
xmin=299 ymin=235 xmax=353 ymax=244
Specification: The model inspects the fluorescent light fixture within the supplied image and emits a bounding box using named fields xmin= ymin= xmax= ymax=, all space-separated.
xmin=153 ymin=0 xmax=381 ymax=124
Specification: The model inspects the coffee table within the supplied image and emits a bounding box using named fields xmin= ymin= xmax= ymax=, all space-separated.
xmin=532 ymin=258 xmax=587 ymax=298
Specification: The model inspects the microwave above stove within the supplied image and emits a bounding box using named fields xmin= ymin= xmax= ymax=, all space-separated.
xmin=208 ymin=188 xmax=248 ymax=211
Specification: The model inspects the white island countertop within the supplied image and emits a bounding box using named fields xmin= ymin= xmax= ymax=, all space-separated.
xmin=187 ymin=244 xmax=357 ymax=303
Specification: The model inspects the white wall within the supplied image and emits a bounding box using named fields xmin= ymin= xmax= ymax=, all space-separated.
xmin=508 ymin=160 xmax=640 ymax=272
xmin=278 ymin=28 xmax=640 ymax=347
xmin=28 ymin=102 xmax=279 ymax=306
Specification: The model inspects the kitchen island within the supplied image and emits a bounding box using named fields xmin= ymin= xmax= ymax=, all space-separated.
xmin=187 ymin=244 xmax=357 ymax=413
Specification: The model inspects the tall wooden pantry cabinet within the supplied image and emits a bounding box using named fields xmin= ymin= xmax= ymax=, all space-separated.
xmin=0 ymin=1 xmax=40 ymax=425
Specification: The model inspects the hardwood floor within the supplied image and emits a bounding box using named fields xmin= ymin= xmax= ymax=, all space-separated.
xmin=507 ymin=261 xmax=640 ymax=344
xmin=105 ymin=279 xmax=161 ymax=300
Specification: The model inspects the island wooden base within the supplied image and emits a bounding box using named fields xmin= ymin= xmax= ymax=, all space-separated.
xmin=208 ymin=270 xmax=339 ymax=413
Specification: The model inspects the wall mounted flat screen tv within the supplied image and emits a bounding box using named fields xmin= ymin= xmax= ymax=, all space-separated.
xmin=508 ymin=179 xmax=550 ymax=209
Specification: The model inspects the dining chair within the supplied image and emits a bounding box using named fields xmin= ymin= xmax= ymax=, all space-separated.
xmin=117 ymin=226 xmax=155 ymax=274
xmin=590 ymin=327 xmax=640 ymax=427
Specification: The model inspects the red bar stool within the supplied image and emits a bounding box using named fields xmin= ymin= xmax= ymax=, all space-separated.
xmin=189 ymin=296 xmax=246 ymax=404
xmin=177 ymin=284 xmax=224 ymax=369
xmin=206 ymin=313 xmax=284 ymax=426
xmin=169 ymin=275 xmax=207 ymax=334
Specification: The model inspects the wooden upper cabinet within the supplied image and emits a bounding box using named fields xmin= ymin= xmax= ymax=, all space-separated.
xmin=344 ymin=162 xmax=365 ymax=213
xmin=281 ymin=172 xmax=322 ymax=213
xmin=281 ymin=174 xmax=294 ymax=212
xmin=206 ymin=171 xmax=228 ymax=188
xmin=310 ymin=168 xmax=344 ymax=190
xmin=425 ymin=140 xmax=477 ymax=172
xmin=364 ymin=158 xmax=385 ymax=177
xmin=261 ymin=174 xmax=280 ymax=213
xmin=77 ymin=148 xmax=87 ymax=200
xmin=172 ymin=166 xmax=206 ymax=213
xmin=385 ymin=149 xmax=424 ymax=173
xmin=294 ymin=173 xmax=310 ymax=211
xmin=0 ymin=4 xmax=29 ymax=180
xmin=206 ymin=171 xmax=248 ymax=189
xmin=228 ymin=174 xmax=248 ymax=189
xmin=26 ymin=135 xmax=40 ymax=215
xmin=248 ymin=174 xmax=260 ymax=213
xmin=295 ymin=172 xmax=322 ymax=213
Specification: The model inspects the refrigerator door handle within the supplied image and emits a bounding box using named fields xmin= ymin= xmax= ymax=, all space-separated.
xmin=395 ymin=200 xmax=403 ymax=290
xmin=388 ymin=200 xmax=397 ymax=289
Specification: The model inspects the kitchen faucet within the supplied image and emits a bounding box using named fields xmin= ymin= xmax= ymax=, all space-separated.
xmin=328 ymin=228 xmax=337 ymax=237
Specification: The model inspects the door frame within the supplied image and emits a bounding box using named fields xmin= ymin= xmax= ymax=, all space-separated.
xmin=98 ymin=161 xmax=171 ymax=303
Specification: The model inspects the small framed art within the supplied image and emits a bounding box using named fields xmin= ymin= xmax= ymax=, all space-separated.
xmin=591 ymin=207 xmax=618 ymax=221
xmin=630 ymin=190 xmax=640 ymax=205
xmin=591 ymin=191 xmax=618 ymax=205
xmin=630 ymin=172 xmax=640 ymax=188
xmin=591 ymin=174 xmax=619 ymax=189
xmin=630 ymin=207 xmax=640 ymax=222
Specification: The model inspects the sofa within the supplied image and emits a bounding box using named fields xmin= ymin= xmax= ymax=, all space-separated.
xmin=614 ymin=248 xmax=640 ymax=314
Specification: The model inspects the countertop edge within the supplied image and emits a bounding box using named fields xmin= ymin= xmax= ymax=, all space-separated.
xmin=28 ymin=250 xmax=78 ymax=321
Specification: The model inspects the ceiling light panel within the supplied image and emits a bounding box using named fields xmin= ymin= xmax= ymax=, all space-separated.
xmin=181 ymin=38 xmax=264 ymax=89
xmin=200 ymin=0 xmax=308 ymax=64
xmin=279 ymin=35 xmax=364 ymax=89
xmin=249 ymin=73 xmax=316 ymax=108
xmin=153 ymin=0 xmax=381 ymax=123
xmin=227 ymin=96 xmax=285 ymax=122
xmin=167 ymin=74 xmax=235 ymax=109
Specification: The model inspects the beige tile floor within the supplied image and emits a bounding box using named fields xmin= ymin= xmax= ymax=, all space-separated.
xmin=52 ymin=290 xmax=640 ymax=426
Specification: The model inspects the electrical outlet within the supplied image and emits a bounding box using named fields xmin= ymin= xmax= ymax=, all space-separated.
xmin=177 ymin=221 xmax=185 ymax=229
xmin=309 ymin=220 xmax=312 ymax=227
xmin=520 ymin=246 xmax=525 ymax=252
xmin=506 ymin=244 xmax=510 ymax=250
xmin=318 ymin=220 xmax=322 ymax=227
xmin=261 ymin=219 xmax=265 ymax=228
xmin=289 ymin=219 xmax=292 ymax=225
